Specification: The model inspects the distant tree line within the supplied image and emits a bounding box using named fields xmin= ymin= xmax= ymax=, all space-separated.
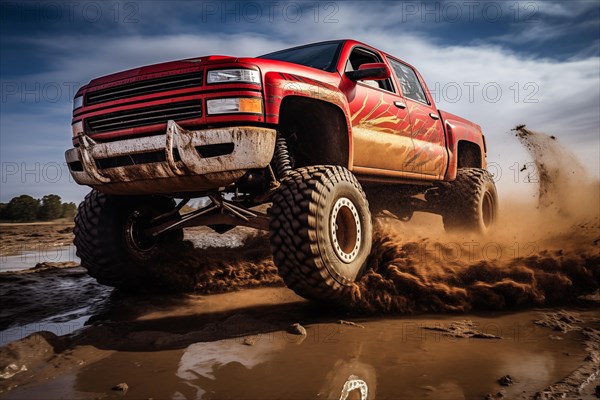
xmin=0 ymin=194 xmax=77 ymax=222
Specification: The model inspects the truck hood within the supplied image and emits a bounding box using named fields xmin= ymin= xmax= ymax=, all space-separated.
xmin=85 ymin=55 xmax=238 ymax=88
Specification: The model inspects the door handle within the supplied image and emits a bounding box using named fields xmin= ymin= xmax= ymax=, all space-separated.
xmin=429 ymin=113 xmax=440 ymax=120
xmin=394 ymin=101 xmax=407 ymax=109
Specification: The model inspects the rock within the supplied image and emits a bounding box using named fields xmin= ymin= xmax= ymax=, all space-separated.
xmin=0 ymin=363 xmax=28 ymax=379
xmin=498 ymin=375 xmax=514 ymax=386
xmin=112 ymin=383 xmax=129 ymax=391
xmin=30 ymin=262 xmax=79 ymax=272
xmin=288 ymin=323 xmax=307 ymax=336
xmin=242 ymin=336 xmax=257 ymax=346
xmin=594 ymin=385 xmax=599 ymax=398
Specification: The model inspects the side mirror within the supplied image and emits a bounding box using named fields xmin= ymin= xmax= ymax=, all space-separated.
xmin=346 ymin=62 xmax=391 ymax=81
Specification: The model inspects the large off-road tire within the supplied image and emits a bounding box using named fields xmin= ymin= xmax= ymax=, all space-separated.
xmin=74 ymin=190 xmax=183 ymax=289
xmin=268 ymin=166 xmax=372 ymax=302
xmin=440 ymin=168 xmax=498 ymax=233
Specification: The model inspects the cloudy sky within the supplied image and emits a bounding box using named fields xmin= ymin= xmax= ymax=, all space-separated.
xmin=1 ymin=0 xmax=598 ymax=202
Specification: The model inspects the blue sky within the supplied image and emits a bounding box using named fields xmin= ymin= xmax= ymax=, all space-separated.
xmin=1 ymin=0 xmax=599 ymax=202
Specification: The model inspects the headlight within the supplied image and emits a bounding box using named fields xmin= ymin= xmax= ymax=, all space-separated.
xmin=206 ymin=98 xmax=263 ymax=115
xmin=207 ymin=69 xmax=260 ymax=84
xmin=73 ymin=95 xmax=83 ymax=110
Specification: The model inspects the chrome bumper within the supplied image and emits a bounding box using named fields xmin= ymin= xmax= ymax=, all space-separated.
xmin=65 ymin=120 xmax=277 ymax=195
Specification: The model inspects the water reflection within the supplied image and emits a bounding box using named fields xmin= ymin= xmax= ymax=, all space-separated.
xmin=177 ymin=336 xmax=286 ymax=398
xmin=0 ymin=245 xmax=79 ymax=272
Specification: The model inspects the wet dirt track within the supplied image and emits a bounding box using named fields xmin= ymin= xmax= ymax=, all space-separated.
xmin=1 ymin=282 xmax=599 ymax=400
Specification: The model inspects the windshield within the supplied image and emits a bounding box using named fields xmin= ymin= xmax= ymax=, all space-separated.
xmin=258 ymin=41 xmax=343 ymax=72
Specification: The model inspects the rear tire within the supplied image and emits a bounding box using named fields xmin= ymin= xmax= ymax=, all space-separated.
xmin=440 ymin=168 xmax=498 ymax=234
xmin=268 ymin=166 xmax=372 ymax=302
xmin=74 ymin=190 xmax=183 ymax=289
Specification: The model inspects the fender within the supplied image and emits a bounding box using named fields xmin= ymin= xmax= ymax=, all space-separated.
xmin=263 ymin=72 xmax=354 ymax=167
xmin=440 ymin=110 xmax=487 ymax=181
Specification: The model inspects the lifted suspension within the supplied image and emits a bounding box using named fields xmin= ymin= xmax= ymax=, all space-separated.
xmin=144 ymin=193 xmax=270 ymax=237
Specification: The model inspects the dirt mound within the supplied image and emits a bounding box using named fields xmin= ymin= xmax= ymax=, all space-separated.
xmin=147 ymin=233 xmax=282 ymax=292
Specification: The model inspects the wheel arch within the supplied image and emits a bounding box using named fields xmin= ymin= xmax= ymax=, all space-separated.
xmin=442 ymin=117 xmax=487 ymax=180
xmin=457 ymin=140 xmax=483 ymax=169
xmin=263 ymin=71 xmax=353 ymax=168
xmin=277 ymin=95 xmax=351 ymax=168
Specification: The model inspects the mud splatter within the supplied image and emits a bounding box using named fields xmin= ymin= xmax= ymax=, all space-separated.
xmin=513 ymin=125 xmax=599 ymax=220
xmin=348 ymin=228 xmax=599 ymax=313
xmin=347 ymin=127 xmax=600 ymax=313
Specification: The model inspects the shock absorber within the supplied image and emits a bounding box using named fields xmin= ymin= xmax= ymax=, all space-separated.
xmin=274 ymin=134 xmax=293 ymax=179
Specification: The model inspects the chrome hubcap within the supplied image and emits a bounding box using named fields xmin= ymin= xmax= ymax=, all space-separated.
xmin=330 ymin=197 xmax=361 ymax=263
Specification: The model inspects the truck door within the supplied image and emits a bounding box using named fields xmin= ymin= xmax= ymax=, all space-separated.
xmin=341 ymin=47 xmax=415 ymax=173
xmin=386 ymin=57 xmax=447 ymax=179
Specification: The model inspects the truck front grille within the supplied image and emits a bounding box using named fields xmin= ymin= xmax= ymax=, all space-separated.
xmin=85 ymin=72 xmax=203 ymax=105
xmin=85 ymin=101 xmax=202 ymax=134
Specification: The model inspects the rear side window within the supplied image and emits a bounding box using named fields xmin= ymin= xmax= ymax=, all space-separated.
xmin=387 ymin=58 xmax=428 ymax=104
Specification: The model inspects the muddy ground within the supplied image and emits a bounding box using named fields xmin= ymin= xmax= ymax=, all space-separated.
xmin=0 ymin=127 xmax=599 ymax=399
xmin=0 ymin=221 xmax=74 ymax=259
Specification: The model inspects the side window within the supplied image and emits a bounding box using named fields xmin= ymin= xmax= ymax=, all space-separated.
xmin=387 ymin=58 xmax=428 ymax=104
xmin=345 ymin=48 xmax=394 ymax=93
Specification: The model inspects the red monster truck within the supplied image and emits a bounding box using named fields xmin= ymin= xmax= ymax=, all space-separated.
xmin=67 ymin=39 xmax=497 ymax=300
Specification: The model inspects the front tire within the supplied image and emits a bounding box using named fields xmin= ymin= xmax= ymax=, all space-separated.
xmin=268 ymin=166 xmax=372 ymax=302
xmin=440 ymin=168 xmax=498 ymax=233
xmin=74 ymin=190 xmax=183 ymax=289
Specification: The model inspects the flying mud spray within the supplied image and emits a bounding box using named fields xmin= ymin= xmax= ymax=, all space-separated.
xmin=150 ymin=126 xmax=599 ymax=314
xmin=349 ymin=126 xmax=600 ymax=313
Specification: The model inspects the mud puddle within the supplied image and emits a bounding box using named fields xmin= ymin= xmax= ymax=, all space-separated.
xmin=1 ymin=286 xmax=598 ymax=400
xmin=0 ymin=265 xmax=111 ymax=341
xmin=0 ymin=226 xmax=263 ymax=344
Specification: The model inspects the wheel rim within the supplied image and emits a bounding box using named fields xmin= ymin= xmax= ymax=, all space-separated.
xmin=482 ymin=191 xmax=495 ymax=228
xmin=330 ymin=197 xmax=361 ymax=263
xmin=125 ymin=210 xmax=158 ymax=253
